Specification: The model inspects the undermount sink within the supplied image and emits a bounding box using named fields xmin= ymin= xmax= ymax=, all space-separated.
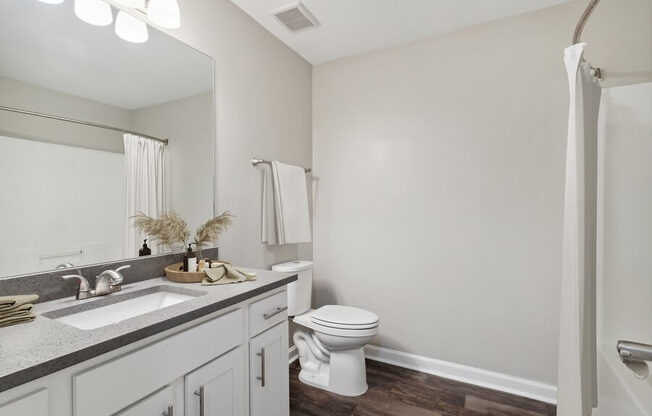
xmin=44 ymin=285 xmax=206 ymax=330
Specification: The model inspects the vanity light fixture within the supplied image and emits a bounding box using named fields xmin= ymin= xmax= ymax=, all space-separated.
xmin=146 ymin=0 xmax=180 ymax=29
xmin=74 ymin=0 xmax=113 ymax=26
xmin=115 ymin=10 xmax=148 ymax=43
xmin=36 ymin=0 xmax=181 ymax=44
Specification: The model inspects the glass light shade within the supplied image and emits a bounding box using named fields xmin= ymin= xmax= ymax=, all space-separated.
xmin=37 ymin=0 xmax=65 ymax=4
xmin=74 ymin=0 xmax=113 ymax=26
xmin=115 ymin=11 xmax=148 ymax=43
xmin=147 ymin=0 xmax=180 ymax=29
xmin=113 ymin=0 xmax=145 ymax=8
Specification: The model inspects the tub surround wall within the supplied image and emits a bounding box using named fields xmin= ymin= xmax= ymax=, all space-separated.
xmin=311 ymin=0 xmax=651 ymax=394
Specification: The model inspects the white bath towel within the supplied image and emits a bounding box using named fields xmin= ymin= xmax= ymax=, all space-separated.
xmin=271 ymin=161 xmax=311 ymax=244
xmin=260 ymin=164 xmax=278 ymax=245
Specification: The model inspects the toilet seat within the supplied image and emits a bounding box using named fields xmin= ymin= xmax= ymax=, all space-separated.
xmin=311 ymin=305 xmax=379 ymax=330
xmin=294 ymin=308 xmax=379 ymax=338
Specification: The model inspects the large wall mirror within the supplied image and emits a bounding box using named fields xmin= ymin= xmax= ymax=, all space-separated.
xmin=0 ymin=1 xmax=214 ymax=278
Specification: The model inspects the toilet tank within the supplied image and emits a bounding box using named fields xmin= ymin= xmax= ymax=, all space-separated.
xmin=272 ymin=260 xmax=313 ymax=316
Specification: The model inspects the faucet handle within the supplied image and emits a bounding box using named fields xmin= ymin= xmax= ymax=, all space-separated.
xmin=99 ymin=264 xmax=131 ymax=285
xmin=62 ymin=275 xmax=92 ymax=299
xmin=115 ymin=265 xmax=131 ymax=273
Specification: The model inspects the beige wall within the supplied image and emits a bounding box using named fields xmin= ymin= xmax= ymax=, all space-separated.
xmin=148 ymin=0 xmax=313 ymax=267
xmin=0 ymin=76 xmax=130 ymax=153
xmin=312 ymin=0 xmax=651 ymax=387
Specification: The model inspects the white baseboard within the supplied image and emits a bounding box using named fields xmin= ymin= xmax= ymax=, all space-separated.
xmin=363 ymin=345 xmax=557 ymax=405
xmin=289 ymin=345 xmax=299 ymax=365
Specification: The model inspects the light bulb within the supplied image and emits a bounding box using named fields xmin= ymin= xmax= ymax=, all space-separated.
xmin=115 ymin=11 xmax=148 ymax=43
xmin=147 ymin=0 xmax=180 ymax=29
xmin=37 ymin=0 xmax=65 ymax=4
xmin=74 ymin=0 xmax=113 ymax=26
xmin=113 ymin=0 xmax=145 ymax=8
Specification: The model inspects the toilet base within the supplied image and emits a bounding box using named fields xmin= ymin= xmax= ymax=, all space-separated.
xmin=298 ymin=346 xmax=369 ymax=397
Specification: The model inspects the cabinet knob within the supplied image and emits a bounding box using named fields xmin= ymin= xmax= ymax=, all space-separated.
xmin=162 ymin=404 xmax=174 ymax=416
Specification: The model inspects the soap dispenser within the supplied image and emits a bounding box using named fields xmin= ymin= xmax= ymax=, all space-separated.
xmin=183 ymin=244 xmax=197 ymax=272
xmin=139 ymin=239 xmax=151 ymax=256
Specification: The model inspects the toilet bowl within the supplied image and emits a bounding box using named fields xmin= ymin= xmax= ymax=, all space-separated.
xmin=293 ymin=306 xmax=378 ymax=396
xmin=271 ymin=261 xmax=379 ymax=397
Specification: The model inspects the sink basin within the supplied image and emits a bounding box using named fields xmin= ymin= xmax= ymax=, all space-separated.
xmin=44 ymin=285 xmax=205 ymax=330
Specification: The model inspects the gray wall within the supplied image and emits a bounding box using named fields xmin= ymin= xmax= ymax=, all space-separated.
xmin=312 ymin=0 xmax=651 ymax=387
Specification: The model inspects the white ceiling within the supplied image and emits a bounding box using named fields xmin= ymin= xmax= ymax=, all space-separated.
xmin=0 ymin=0 xmax=212 ymax=110
xmin=230 ymin=0 xmax=572 ymax=64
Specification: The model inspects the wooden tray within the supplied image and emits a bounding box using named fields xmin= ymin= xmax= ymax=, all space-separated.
xmin=164 ymin=261 xmax=231 ymax=283
xmin=164 ymin=262 xmax=205 ymax=283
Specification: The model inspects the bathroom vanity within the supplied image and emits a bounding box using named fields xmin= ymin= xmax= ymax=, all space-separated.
xmin=0 ymin=269 xmax=296 ymax=416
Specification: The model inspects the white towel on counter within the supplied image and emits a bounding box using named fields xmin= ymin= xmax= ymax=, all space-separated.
xmin=271 ymin=161 xmax=311 ymax=244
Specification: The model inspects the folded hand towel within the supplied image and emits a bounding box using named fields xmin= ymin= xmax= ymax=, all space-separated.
xmin=271 ymin=161 xmax=311 ymax=244
xmin=0 ymin=294 xmax=39 ymax=313
xmin=0 ymin=312 xmax=36 ymax=328
xmin=202 ymin=263 xmax=257 ymax=286
xmin=0 ymin=303 xmax=33 ymax=317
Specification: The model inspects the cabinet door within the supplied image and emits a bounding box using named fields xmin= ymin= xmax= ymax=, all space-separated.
xmin=250 ymin=321 xmax=289 ymax=416
xmin=115 ymin=385 xmax=175 ymax=416
xmin=0 ymin=389 xmax=48 ymax=416
xmin=185 ymin=346 xmax=245 ymax=416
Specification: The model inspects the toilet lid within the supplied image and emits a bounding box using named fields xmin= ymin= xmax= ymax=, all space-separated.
xmin=311 ymin=305 xmax=379 ymax=330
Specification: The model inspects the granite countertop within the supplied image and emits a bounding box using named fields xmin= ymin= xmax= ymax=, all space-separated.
xmin=0 ymin=268 xmax=297 ymax=393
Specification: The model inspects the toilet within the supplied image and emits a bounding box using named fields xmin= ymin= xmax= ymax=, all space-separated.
xmin=272 ymin=260 xmax=379 ymax=397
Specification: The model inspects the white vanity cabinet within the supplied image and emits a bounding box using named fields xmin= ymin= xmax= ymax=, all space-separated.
xmin=249 ymin=322 xmax=290 ymax=416
xmin=115 ymin=386 xmax=176 ymax=416
xmin=248 ymin=290 xmax=290 ymax=416
xmin=74 ymin=309 xmax=243 ymax=416
xmin=185 ymin=346 xmax=246 ymax=416
xmin=0 ymin=287 xmax=292 ymax=416
xmin=0 ymin=388 xmax=48 ymax=416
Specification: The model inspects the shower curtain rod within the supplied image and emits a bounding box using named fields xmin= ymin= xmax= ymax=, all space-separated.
xmin=251 ymin=158 xmax=312 ymax=173
xmin=0 ymin=105 xmax=169 ymax=145
xmin=572 ymin=0 xmax=603 ymax=80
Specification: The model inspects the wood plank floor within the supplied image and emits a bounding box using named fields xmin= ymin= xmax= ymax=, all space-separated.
xmin=289 ymin=360 xmax=557 ymax=416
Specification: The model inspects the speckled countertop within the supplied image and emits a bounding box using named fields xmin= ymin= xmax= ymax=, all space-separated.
xmin=0 ymin=268 xmax=297 ymax=393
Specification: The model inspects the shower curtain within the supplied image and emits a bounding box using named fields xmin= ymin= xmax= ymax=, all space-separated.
xmin=557 ymin=43 xmax=602 ymax=416
xmin=124 ymin=134 xmax=167 ymax=257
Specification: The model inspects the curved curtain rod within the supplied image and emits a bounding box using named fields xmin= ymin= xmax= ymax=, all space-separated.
xmin=572 ymin=0 xmax=602 ymax=79
xmin=573 ymin=0 xmax=601 ymax=44
xmin=0 ymin=105 xmax=169 ymax=145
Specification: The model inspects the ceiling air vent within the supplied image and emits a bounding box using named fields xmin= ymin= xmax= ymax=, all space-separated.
xmin=272 ymin=2 xmax=319 ymax=33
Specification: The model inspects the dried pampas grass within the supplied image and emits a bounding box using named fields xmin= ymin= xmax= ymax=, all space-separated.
xmin=132 ymin=211 xmax=190 ymax=253
xmin=193 ymin=211 xmax=234 ymax=258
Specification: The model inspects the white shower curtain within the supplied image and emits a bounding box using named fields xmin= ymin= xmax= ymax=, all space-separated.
xmin=557 ymin=43 xmax=601 ymax=416
xmin=124 ymin=134 xmax=167 ymax=257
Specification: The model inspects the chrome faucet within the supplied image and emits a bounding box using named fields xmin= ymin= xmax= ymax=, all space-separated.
xmin=62 ymin=265 xmax=131 ymax=300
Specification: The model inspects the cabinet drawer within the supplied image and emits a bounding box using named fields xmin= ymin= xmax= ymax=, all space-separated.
xmin=249 ymin=291 xmax=287 ymax=337
xmin=115 ymin=385 xmax=174 ymax=416
xmin=0 ymin=389 xmax=48 ymax=416
xmin=74 ymin=309 xmax=243 ymax=416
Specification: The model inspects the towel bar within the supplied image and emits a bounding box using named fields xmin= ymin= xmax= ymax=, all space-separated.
xmin=251 ymin=158 xmax=311 ymax=173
